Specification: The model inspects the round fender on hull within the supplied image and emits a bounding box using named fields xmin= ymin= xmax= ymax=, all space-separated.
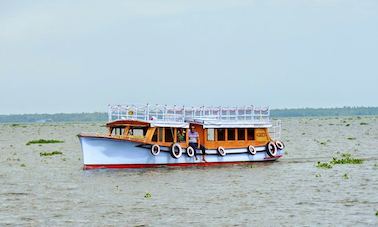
xmin=186 ymin=146 xmax=195 ymax=157
xmin=266 ymin=141 xmax=278 ymax=157
xmin=275 ymin=140 xmax=285 ymax=150
xmin=248 ymin=145 xmax=257 ymax=155
xmin=217 ymin=146 xmax=226 ymax=156
xmin=171 ymin=143 xmax=182 ymax=159
xmin=151 ymin=144 xmax=160 ymax=156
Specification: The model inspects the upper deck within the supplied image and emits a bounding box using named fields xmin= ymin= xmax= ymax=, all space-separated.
xmin=108 ymin=104 xmax=272 ymax=128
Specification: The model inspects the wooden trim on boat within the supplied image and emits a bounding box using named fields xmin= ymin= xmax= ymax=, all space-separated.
xmin=107 ymin=120 xmax=150 ymax=127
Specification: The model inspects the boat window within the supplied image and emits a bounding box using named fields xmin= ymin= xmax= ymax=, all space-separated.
xmin=207 ymin=129 xmax=215 ymax=141
xmin=217 ymin=129 xmax=225 ymax=141
xmin=165 ymin=128 xmax=174 ymax=142
xmin=238 ymin=128 xmax=245 ymax=140
xmin=247 ymin=128 xmax=255 ymax=140
xmin=112 ymin=127 xmax=125 ymax=136
xmin=227 ymin=128 xmax=235 ymax=140
xmin=177 ymin=129 xmax=186 ymax=143
xmin=128 ymin=126 xmax=147 ymax=139
xmin=158 ymin=128 xmax=163 ymax=142
xmin=152 ymin=128 xmax=158 ymax=142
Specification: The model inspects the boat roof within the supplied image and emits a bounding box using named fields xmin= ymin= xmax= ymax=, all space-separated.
xmin=107 ymin=104 xmax=272 ymax=128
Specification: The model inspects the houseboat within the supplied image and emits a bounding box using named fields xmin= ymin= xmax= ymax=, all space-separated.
xmin=78 ymin=104 xmax=284 ymax=169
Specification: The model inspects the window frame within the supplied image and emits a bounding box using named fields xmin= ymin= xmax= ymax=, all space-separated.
xmin=237 ymin=128 xmax=246 ymax=141
xmin=247 ymin=128 xmax=255 ymax=141
xmin=227 ymin=128 xmax=236 ymax=141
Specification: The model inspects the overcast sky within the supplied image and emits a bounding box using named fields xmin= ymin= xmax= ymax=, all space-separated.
xmin=0 ymin=0 xmax=377 ymax=114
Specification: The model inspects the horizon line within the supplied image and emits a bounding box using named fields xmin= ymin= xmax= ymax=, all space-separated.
xmin=1 ymin=106 xmax=378 ymax=116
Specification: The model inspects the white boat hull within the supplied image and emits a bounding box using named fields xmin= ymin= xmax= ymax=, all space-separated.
xmin=79 ymin=136 xmax=283 ymax=169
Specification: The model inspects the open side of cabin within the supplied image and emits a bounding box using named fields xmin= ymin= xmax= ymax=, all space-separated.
xmin=106 ymin=119 xmax=272 ymax=150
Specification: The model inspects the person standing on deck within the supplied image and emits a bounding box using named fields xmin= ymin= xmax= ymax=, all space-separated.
xmin=188 ymin=125 xmax=206 ymax=161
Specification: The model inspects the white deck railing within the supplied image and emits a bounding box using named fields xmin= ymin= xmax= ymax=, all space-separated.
xmin=269 ymin=120 xmax=282 ymax=140
xmin=108 ymin=104 xmax=271 ymax=123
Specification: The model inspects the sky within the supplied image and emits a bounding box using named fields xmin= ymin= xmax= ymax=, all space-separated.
xmin=0 ymin=0 xmax=377 ymax=114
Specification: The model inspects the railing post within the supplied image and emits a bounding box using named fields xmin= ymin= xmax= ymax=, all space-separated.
xmin=174 ymin=105 xmax=176 ymax=121
xmin=183 ymin=105 xmax=186 ymax=121
xmin=146 ymin=104 xmax=149 ymax=121
xmin=117 ymin=106 xmax=120 ymax=120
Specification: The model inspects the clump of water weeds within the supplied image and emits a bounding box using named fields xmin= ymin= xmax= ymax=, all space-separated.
xmin=316 ymin=153 xmax=363 ymax=169
xmin=376 ymin=210 xmax=378 ymax=216
xmin=317 ymin=139 xmax=331 ymax=146
xmin=342 ymin=173 xmax=349 ymax=179
xmin=10 ymin=123 xmax=27 ymax=128
xmin=144 ymin=192 xmax=152 ymax=199
xmin=330 ymin=153 xmax=363 ymax=165
xmin=316 ymin=162 xmax=333 ymax=169
xmin=26 ymin=139 xmax=64 ymax=145
xmin=40 ymin=151 xmax=63 ymax=156
xmin=360 ymin=122 xmax=368 ymax=126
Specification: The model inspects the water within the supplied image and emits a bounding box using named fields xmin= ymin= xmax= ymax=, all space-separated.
xmin=1 ymin=117 xmax=378 ymax=226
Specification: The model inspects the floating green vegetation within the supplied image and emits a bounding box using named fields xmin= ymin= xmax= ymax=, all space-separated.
xmin=347 ymin=137 xmax=356 ymax=140
xmin=320 ymin=142 xmax=326 ymax=145
xmin=10 ymin=123 xmax=27 ymax=128
xmin=315 ymin=173 xmax=321 ymax=177
xmin=26 ymin=139 xmax=64 ymax=145
xmin=316 ymin=162 xmax=333 ymax=169
xmin=376 ymin=210 xmax=378 ymax=216
xmin=330 ymin=153 xmax=363 ymax=165
xmin=40 ymin=151 xmax=63 ymax=156
xmin=316 ymin=153 xmax=363 ymax=169
xmin=20 ymin=164 xmax=26 ymax=167
xmin=342 ymin=173 xmax=349 ymax=179
xmin=144 ymin=192 xmax=152 ymax=199
xmin=360 ymin=122 xmax=368 ymax=125
xmin=345 ymin=124 xmax=350 ymax=127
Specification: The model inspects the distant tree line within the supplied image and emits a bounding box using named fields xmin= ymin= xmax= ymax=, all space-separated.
xmin=0 ymin=107 xmax=377 ymax=123
xmin=270 ymin=107 xmax=378 ymax=118
xmin=0 ymin=112 xmax=107 ymax=123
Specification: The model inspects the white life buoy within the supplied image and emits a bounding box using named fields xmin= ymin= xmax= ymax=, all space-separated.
xmin=275 ymin=140 xmax=285 ymax=150
xmin=248 ymin=145 xmax=257 ymax=155
xmin=151 ymin=144 xmax=160 ymax=156
xmin=186 ymin=146 xmax=195 ymax=157
xmin=171 ymin=143 xmax=182 ymax=159
xmin=217 ymin=146 xmax=226 ymax=156
xmin=266 ymin=141 xmax=277 ymax=157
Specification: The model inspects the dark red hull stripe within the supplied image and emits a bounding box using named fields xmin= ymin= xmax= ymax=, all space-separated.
xmin=84 ymin=156 xmax=282 ymax=170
